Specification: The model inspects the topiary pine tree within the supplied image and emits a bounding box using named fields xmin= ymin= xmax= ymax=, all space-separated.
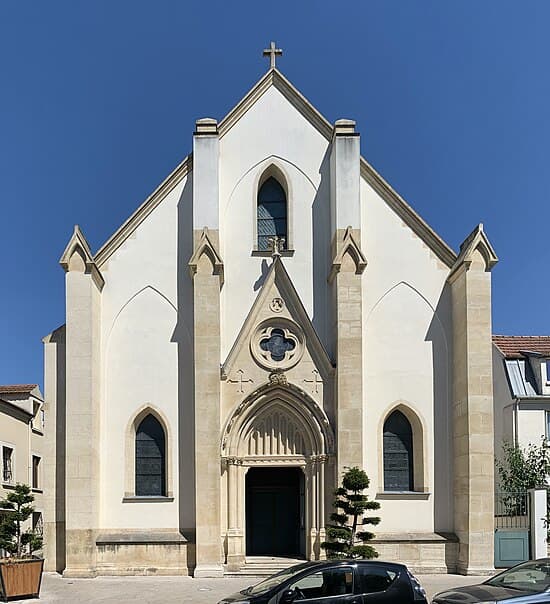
xmin=0 ymin=483 xmax=43 ymax=559
xmin=321 ymin=467 xmax=381 ymax=559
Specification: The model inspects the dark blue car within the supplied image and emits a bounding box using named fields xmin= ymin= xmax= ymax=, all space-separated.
xmin=433 ymin=559 xmax=550 ymax=603
xmin=218 ymin=559 xmax=428 ymax=603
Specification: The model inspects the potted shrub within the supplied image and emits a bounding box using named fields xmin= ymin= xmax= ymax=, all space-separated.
xmin=0 ymin=484 xmax=44 ymax=601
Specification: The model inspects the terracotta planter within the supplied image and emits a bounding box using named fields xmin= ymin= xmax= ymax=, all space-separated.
xmin=0 ymin=558 xmax=44 ymax=602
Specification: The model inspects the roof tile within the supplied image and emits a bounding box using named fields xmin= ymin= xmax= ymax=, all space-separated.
xmin=493 ymin=335 xmax=550 ymax=359
xmin=0 ymin=384 xmax=38 ymax=395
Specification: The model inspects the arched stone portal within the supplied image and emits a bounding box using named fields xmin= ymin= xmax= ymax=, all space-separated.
xmin=221 ymin=384 xmax=334 ymax=570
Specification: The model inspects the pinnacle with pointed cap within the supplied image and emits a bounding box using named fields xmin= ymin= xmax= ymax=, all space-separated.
xmin=263 ymin=41 xmax=282 ymax=69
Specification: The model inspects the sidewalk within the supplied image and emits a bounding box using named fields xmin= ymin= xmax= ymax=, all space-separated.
xmin=8 ymin=571 xmax=492 ymax=603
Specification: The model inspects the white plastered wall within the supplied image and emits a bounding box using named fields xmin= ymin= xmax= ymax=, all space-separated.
xmin=517 ymin=409 xmax=547 ymax=450
xmin=98 ymin=177 xmax=190 ymax=529
xmin=0 ymin=415 xmax=28 ymax=490
xmin=219 ymin=86 xmax=331 ymax=360
xmin=361 ymin=179 xmax=453 ymax=533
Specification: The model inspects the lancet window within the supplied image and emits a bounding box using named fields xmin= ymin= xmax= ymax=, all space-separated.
xmin=135 ymin=414 xmax=166 ymax=496
xmin=383 ymin=410 xmax=414 ymax=491
xmin=257 ymin=177 xmax=287 ymax=251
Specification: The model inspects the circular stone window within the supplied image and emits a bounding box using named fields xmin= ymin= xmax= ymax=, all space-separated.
xmin=250 ymin=319 xmax=305 ymax=371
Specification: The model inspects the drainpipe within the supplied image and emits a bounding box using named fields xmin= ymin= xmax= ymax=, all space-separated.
xmin=513 ymin=398 xmax=520 ymax=446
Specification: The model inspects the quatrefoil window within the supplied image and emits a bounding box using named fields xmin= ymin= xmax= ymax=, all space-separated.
xmin=260 ymin=328 xmax=296 ymax=362
xmin=251 ymin=320 xmax=304 ymax=371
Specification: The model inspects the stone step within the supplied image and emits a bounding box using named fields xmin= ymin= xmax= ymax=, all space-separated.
xmin=224 ymin=556 xmax=306 ymax=577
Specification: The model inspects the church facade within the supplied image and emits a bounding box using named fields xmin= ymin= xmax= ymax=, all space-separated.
xmin=43 ymin=56 xmax=499 ymax=577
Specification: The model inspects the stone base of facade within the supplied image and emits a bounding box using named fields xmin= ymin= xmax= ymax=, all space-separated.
xmin=63 ymin=566 xmax=98 ymax=578
xmin=43 ymin=521 xmax=66 ymax=573
xmin=373 ymin=533 xmax=459 ymax=574
xmin=226 ymin=554 xmax=246 ymax=572
xmin=456 ymin=564 xmax=495 ymax=576
xmin=63 ymin=528 xmax=99 ymax=577
xmin=194 ymin=564 xmax=225 ymax=578
xmin=93 ymin=531 xmax=191 ymax=576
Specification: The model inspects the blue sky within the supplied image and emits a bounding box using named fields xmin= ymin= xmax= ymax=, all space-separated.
xmin=1 ymin=1 xmax=549 ymax=387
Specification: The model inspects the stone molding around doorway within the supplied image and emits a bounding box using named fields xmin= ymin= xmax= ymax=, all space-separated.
xmin=221 ymin=384 xmax=334 ymax=570
xmin=221 ymin=382 xmax=335 ymax=458
xmin=222 ymin=454 xmax=331 ymax=467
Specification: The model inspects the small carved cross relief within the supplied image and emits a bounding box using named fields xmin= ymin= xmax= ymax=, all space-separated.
xmin=228 ymin=369 xmax=253 ymax=394
xmin=303 ymin=369 xmax=322 ymax=394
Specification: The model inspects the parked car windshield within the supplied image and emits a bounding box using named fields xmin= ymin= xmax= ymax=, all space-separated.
xmin=245 ymin=563 xmax=316 ymax=596
xmin=485 ymin=561 xmax=550 ymax=593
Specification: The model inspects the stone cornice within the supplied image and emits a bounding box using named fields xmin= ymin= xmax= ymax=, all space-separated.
xmin=94 ymin=155 xmax=192 ymax=267
xmin=359 ymin=159 xmax=457 ymax=268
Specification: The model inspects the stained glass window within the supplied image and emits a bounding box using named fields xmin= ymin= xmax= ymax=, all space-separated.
xmin=383 ymin=410 xmax=414 ymax=491
xmin=135 ymin=414 xmax=166 ymax=496
xmin=260 ymin=328 xmax=295 ymax=362
xmin=257 ymin=177 xmax=287 ymax=251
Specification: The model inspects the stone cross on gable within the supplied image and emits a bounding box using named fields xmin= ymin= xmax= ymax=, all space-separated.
xmin=263 ymin=41 xmax=283 ymax=69
xmin=268 ymin=236 xmax=285 ymax=257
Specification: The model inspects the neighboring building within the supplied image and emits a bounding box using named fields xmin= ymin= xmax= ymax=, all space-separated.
xmin=43 ymin=50 xmax=499 ymax=578
xmin=0 ymin=384 xmax=45 ymax=540
xmin=493 ymin=335 xmax=550 ymax=453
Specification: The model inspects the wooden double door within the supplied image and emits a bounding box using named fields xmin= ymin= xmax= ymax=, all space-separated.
xmin=246 ymin=467 xmax=304 ymax=557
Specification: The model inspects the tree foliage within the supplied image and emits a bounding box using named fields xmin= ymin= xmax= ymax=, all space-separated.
xmin=0 ymin=484 xmax=43 ymax=558
xmin=495 ymin=438 xmax=550 ymax=492
xmin=321 ymin=467 xmax=381 ymax=559
xmin=495 ymin=439 xmax=550 ymax=533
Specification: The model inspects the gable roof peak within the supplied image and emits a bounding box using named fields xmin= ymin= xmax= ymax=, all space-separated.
xmin=94 ymin=63 xmax=460 ymax=271
xmin=222 ymin=254 xmax=333 ymax=379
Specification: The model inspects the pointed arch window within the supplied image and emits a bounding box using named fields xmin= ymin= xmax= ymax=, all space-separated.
xmin=383 ymin=410 xmax=414 ymax=491
xmin=135 ymin=414 xmax=166 ymax=496
xmin=257 ymin=177 xmax=287 ymax=251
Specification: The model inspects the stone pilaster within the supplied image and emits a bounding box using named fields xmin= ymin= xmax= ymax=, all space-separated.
xmin=189 ymin=117 xmax=224 ymax=577
xmin=225 ymin=458 xmax=244 ymax=571
xmin=42 ymin=326 xmax=66 ymax=572
xmin=448 ymin=224 xmax=498 ymax=574
xmin=59 ymin=226 xmax=104 ymax=577
xmin=329 ymin=120 xmax=367 ymax=477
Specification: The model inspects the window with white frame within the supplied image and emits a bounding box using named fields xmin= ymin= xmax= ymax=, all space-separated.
xmin=2 ymin=446 xmax=14 ymax=484
xmin=31 ymin=402 xmax=45 ymax=433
